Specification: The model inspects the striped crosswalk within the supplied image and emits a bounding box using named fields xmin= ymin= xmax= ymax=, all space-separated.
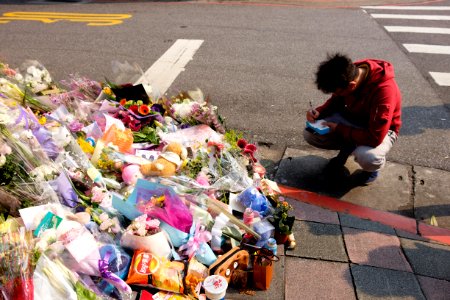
xmin=362 ymin=5 xmax=450 ymax=87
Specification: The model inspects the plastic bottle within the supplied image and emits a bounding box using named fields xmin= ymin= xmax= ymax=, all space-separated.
xmin=243 ymin=207 xmax=255 ymax=226
xmin=265 ymin=238 xmax=277 ymax=256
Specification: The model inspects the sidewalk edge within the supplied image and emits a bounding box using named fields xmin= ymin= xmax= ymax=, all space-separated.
xmin=278 ymin=184 xmax=450 ymax=246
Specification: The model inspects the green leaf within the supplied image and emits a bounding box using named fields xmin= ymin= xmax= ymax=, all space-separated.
xmin=75 ymin=281 xmax=100 ymax=300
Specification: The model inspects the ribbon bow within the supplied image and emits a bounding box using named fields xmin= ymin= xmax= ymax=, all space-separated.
xmin=178 ymin=222 xmax=212 ymax=260
xmin=98 ymin=251 xmax=132 ymax=293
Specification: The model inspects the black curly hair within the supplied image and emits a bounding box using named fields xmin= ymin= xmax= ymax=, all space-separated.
xmin=315 ymin=53 xmax=358 ymax=94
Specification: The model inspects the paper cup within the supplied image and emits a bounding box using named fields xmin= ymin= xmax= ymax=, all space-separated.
xmin=203 ymin=275 xmax=228 ymax=300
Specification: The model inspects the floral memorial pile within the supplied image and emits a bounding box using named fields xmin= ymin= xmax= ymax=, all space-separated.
xmin=0 ymin=60 xmax=296 ymax=300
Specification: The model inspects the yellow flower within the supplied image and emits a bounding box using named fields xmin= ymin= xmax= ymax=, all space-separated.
xmin=77 ymin=137 xmax=94 ymax=154
xmin=38 ymin=116 xmax=47 ymax=125
xmin=103 ymin=87 xmax=112 ymax=95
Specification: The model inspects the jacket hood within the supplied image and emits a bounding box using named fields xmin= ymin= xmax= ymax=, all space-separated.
xmin=355 ymin=59 xmax=395 ymax=84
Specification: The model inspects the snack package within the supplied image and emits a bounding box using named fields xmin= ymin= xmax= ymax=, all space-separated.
xmin=126 ymin=250 xmax=185 ymax=294
xmin=184 ymin=257 xmax=208 ymax=299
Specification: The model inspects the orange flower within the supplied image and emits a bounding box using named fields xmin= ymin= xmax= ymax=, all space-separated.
xmin=138 ymin=104 xmax=150 ymax=115
xmin=119 ymin=98 xmax=127 ymax=106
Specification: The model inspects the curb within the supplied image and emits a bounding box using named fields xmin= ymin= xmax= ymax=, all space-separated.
xmin=278 ymin=184 xmax=450 ymax=246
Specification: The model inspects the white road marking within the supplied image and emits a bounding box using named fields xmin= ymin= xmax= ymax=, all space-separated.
xmin=385 ymin=26 xmax=450 ymax=34
xmin=403 ymin=44 xmax=450 ymax=55
xmin=429 ymin=72 xmax=450 ymax=86
xmin=371 ymin=14 xmax=450 ymax=21
xmin=135 ymin=39 xmax=204 ymax=95
xmin=362 ymin=6 xmax=450 ymax=10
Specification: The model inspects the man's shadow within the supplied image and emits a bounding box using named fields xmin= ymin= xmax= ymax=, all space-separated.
xmin=273 ymin=155 xmax=358 ymax=198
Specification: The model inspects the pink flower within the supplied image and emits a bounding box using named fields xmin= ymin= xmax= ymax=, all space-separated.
xmin=68 ymin=120 xmax=84 ymax=132
xmin=91 ymin=186 xmax=107 ymax=203
xmin=145 ymin=218 xmax=160 ymax=231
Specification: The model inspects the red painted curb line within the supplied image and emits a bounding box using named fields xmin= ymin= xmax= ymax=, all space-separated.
xmin=278 ymin=184 xmax=450 ymax=246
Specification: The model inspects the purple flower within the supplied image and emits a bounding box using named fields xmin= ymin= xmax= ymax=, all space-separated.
xmin=151 ymin=104 xmax=165 ymax=115
xmin=32 ymin=125 xmax=60 ymax=160
xmin=68 ymin=120 xmax=84 ymax=132
xmin=54 ymin=173 xmax=79 ymax=208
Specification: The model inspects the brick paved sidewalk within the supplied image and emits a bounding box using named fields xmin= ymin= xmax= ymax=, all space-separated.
xmin=227 ymin=192 xmax=450 ymax=299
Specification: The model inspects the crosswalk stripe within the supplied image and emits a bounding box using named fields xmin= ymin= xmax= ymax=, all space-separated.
xmin=371 ymin=14 xmax=450 ymax=21
xmin=385 ymin=26 xmax=450 ymax=34
xmin=362 ymin=5 xmax=450 ymax=10
xmin=429 ymin=72 xmax=450 ymax=86
xmin=135 ymin=39 xmax=204 ymax=96
xmin=403 ymin=44 xmax=450 ymax=55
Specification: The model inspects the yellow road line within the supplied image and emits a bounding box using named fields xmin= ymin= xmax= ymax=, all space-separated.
xmin=0 ymin=11 xmax=132 ymax=26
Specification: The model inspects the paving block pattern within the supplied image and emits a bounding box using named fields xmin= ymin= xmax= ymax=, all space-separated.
xmin=343 ymin=227 xmax=412 ymax=272
xmin=339 ymin=213 xmax=396 ymax=235
xmin=351 ymin=264 xmax=425 ymax=300
xmin=285 ymin=257 xmax=355 ymax=300
xmin=417 ymin=275 xmax=450 ymax=300
xmin=287 ymin=197 xmax=339 ymax=224
xmin=286 ymin=220 xmax=348 ymax=262
xmin=400 ymin=238 xmax=450 ymax=281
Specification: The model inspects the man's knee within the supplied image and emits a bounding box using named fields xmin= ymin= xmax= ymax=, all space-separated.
xmin=354 ymin=148 xmax=385 ymax=172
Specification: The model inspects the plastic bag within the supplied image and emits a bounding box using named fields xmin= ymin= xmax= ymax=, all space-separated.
xmin=237 ymin=186 xmax=272 ymax=217
xmin=33 ymin=255 xmax=80 ymax=300
xmin=209 ymin=151 xmax=253 ymax=193
xmin=131 ymin=180 xmax=193 ymax=233
xmin=0 ymin=227 xmax=34 ymax=300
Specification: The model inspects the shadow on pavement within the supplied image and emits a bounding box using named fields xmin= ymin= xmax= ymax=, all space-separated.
xmin=274 ymin=155 xmax=364 ymax=199
xmin=401 ymin=104 xmax=450 ymax=136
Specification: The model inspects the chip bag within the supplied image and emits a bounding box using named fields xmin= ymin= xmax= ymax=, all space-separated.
xmin=126 ymin=250 xmax=185 ymax=294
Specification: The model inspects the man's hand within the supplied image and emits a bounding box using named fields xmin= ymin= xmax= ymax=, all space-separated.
xmin=323 ymin=121 xmax=338 ymax=132
xmin=306 ymin=109 xmax=319 ymax=122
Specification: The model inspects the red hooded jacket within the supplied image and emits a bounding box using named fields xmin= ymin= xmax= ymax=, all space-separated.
xmin=315 ymin=59 xmax=402 ymax=147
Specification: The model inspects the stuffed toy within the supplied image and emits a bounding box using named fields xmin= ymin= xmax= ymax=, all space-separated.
xmin=140 ymin=142 xmax=187 ymax=177
xmin=122 ymin=164 xmax=143 ymax=185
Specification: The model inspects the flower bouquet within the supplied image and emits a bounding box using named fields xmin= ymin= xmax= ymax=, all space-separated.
xmin=0 ymin=227 xmax=36 ymax=300
xmin=120 ymin=214 xmax=172 ymax=259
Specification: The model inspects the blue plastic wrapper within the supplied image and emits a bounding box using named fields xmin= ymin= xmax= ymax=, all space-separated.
xmin=237 ymin=186 xmax=271 ymax=217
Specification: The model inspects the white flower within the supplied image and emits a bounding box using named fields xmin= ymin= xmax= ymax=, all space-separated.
xmin=50 ymin=126 xmax=71 ymax=148
xmin=0 ymin=141 xmax=11 ymax=155
xmin=30 ymin=164 xmax=59 ymax=181
xmin=172 ymin=100 xmax=195 ymax=119
xmin=0 ymin=154 xmax=6 ymax=167
xmin=14 ymin=73 xmax=23 ymax=81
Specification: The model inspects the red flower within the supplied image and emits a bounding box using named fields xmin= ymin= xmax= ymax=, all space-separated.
xmin=207 ymin=141 xmax=225 ymax=152
xmin=119 ymin=98 xmax=127 ymax=106
xmin=138 ymin=105 xmax=150 ymax=115
xmin=237 ymin=138 xmax=248 ymax=149
xmin=129 ymin=105 xmax=139 ymax=114
xmin=129 ymin=120 xmax=142 ymax=131
xmin=244 ymin=143 xmax=257 ymax=152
